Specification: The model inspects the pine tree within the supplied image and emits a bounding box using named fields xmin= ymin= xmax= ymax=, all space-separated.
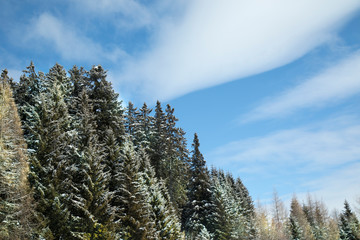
xmin=87 ymin=65 xmax=124 ymax=143
xmin=163 ymin=104 xmax=189 ymax=210
xmin=116 ymin=142 xmax=157 ymax=239
xmin=12 ymin=62 xmax=44 ymax=151
xmin=138 ymin=149 xmax=184 ymax=239
xmin=67 ymin=89 xmax=115 ymax=239
xmin=149 ymin=101 xmax=167 ymax=179
xmin=0 ymin=69 xmax=37 ymax=239
xmin=135 ymin=103 xmax=153 ymax=150
xmin=339 ymin=201 xmax=360 ymax=240
xmin=182 ymin=133 xmax=212 ymax=237
xmin=125 ymin=101 xmax=139 ymax=143
xmin=26 ymin=64 xmax=74 ymax=239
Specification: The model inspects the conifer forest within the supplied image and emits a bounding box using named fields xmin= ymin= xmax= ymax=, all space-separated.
xmin=1 ymin=63 xmax=360 ymax=240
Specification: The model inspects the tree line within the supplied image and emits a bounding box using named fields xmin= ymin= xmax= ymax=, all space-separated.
xmin=0 ymin=63 xmax=359 ymax=239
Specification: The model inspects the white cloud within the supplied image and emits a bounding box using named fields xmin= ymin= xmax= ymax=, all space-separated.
xmin=74 ymin=0 xmax=155 ymax=29
xmin=119 ymin=0 xmax=360 ymax=101
xmin=208 ymin=116 xmax=360 ymax=210
xmin=302 ymin=163 xmax=360 ymax=211
xmin=209 ymin=118 xmax=360 ymax=172
xmin=243 ymin=51 xmax=360 ymax=122
xmin=27 ymin=13 xmax=126 ymax=62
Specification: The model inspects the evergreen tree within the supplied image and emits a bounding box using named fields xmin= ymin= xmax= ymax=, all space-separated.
xmin=87 ymin=65 xmax=124 ymax=143
xmin=116 ymin=142 xmax=157 ymax=239
xmin=135 ymin=103 xmax=153 ymax=150
xmin=339 ymin=201 xmax=360 ymax=240
xmin=163 ymin=104 xmax=189 ymax=210
xmin=12 ymin=62 xmax=44 ymax=150
xmin=138 ymin=149 xmax=185 ymax=239
xmin=26 ymin=64 xmax=74 ymax=239
xmin=125 ymin=101 xmax=139 ymax=143
xmin=67 ymin=89 xmax=115 ymax=239
xmin=182 ymin=133 xmax=212 ymax=237
xmin=208 ymin=169 xmax=253 ymax=240
xmin=149 ymin=101 xmax=167 ymax=179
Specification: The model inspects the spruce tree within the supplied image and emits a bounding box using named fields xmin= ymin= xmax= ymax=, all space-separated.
xmin=182 ymin=133 xmax=212 ymax=237
xmin=339 ymin=201 xmax=360 ymax=240
xmin=138 ymin=149 xmax=185 ymax=239
xmin=87 ymin=65 xmax=124 ymax=143
xmin=116 ymin=141 xmax=157 ymax=239
xmin=26 ymin=64 xmax=74 ymax=239
xmin=125 ymin=101 xmax=139 ymax=143
xmin=149 ymin=101 xmax=167 ymax=179
xmin=67 ymin=89 xmax=115 ymax=239
xmin=135 ymin=103 xmax=153 ymax=150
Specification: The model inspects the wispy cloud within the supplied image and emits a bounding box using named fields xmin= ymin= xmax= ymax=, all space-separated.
xmin=25 ymin=13 xmax=126 ymax=63
xmin=302 ymin=163 xmax=360 ymax=211
xmin=209 ymin=116 xmax=360 ymax=173
xmin=207 ymin=115 xmax=360 ymax=209
xmin=118 ymin=0 xmax=360 ymax=101
xmin=73 ymin=0 xmax=155 ymax=29
xmin=243 ymin=51 xmax=360 ymax=122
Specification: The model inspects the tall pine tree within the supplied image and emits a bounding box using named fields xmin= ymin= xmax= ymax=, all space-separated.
xmin=182 ymin=133 xmax=212 ymax=237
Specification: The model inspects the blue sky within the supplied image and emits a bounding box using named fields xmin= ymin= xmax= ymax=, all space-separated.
xmin=1 ymin=0 xmax=360 ymax=211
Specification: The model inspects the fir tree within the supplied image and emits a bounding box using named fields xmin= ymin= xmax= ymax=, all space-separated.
xmin=149 ymin=101 xmax=167 ymax=179
xmin=87 ymin=65 xmax=124 ymax=143
xmin=339 ymin=201 xmax=360 ymax=240
xmin=26 ymin=64 xmax=74 ymax=239
xmin=125 ymin=101 xmax=139 ymax=143
xmin=138 ymin=149 xmax=185 ymax=239
xmin=135 ymin=103 xmax=153 ymax=150
xmin=116 ymin=142 xmax=157 ymax=239
xmin=182 ymin=133 xmax=212 ymax=237
xmin=67 ymin=89 xmax=115 ymax=239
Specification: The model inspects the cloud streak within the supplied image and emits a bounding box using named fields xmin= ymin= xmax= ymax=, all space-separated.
xmin=207 ymin=116 xmax=360 ymax=209
xmin=243 ymin=51 xmax=360 ymax=122
xmin=26 ymin=13 xmax=126 ymax=63
xmin=209 ymin=118 xmax=360 ymax=173
xmin=119 ymin=0 xmax=360 ymax=101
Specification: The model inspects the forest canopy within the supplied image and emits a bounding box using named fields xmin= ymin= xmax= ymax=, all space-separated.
xmin=0 ymin=63 xmax=359 ymax=239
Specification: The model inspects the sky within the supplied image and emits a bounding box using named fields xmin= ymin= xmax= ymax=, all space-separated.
xmin=1 ymin=0 xmax=360 ymax=212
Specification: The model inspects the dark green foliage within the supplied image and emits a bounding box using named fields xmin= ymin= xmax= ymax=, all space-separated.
xmin=7 ymin=62 xmax=265 ymax=239
xmin=67 ymin=89 xmax=115 ymax=239
xmin=149 ymin=101 xmax=167 ymax=179
xmin=289 ymin=216 xmax=302 ymax=240
xmin=339 ymin=201 xmax=360 ymax=240
xmin=182 ymin=133 xmax=212 ymax=236
xmin=138 ymin=149 xmax=184 ymax=239
xmin=87 ymin=65 xmax=125 ymax=143
xmin=116 ymin=142 xmax=157 ymax=239
xmin=26 ymin=64 xmax=74 ymax=239
xmin=135 ymin=103 xmax=153 ymax=150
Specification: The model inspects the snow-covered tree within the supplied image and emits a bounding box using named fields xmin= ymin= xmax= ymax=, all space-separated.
xmin=339 ymin=201 xmax=360 ymax=240
xmin=116 ymin=141 xmax=157 ymax=239
xmin=26 ymin=64 xmax=74 ymax=239
xmin=182 ymin=133 xmax=212 ymax=237
xmin=138 ymin=148 xmax=185 ymax=239
xmin=67 ymin=89 xmax=115 ymax=239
